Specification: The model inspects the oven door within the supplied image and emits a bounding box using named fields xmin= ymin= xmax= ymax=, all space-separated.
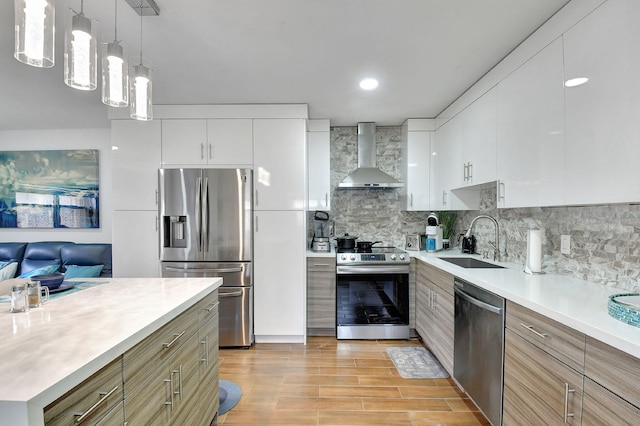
xmin=336 ymin=265 xmax=410 ymax=340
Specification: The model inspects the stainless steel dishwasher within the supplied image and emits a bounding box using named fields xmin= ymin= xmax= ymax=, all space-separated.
xmin=454 ymin=278 xmax=505 ymax=426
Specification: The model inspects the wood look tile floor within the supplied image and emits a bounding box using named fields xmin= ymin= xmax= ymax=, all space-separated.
xmin=217 ymin=337 xmax=490 ymax=425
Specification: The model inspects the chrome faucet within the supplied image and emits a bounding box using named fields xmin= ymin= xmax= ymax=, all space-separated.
xmin=464 ymin=215 xmax=500 ymax=261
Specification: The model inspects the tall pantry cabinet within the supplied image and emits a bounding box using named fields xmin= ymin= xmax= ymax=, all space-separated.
xmin=253 ymin=119 xmax=307 ymax=342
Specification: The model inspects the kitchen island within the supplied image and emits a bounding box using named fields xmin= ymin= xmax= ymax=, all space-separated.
xmin=0 ymin=277 xmax=222 ymax=426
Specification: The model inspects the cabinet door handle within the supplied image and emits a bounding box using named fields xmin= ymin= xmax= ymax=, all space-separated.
xmin=173 ymin=365 xmax=183 ymax=400
xmin=442 ymin=190 xmax=447 ymax=207
xmin=164 ymin=377 xmax=174 ymax=408
xmin=468 ymin=162 xmax=473 ymax=181
xmin=498 ymin=180 xmax=505 ymax=202
xmin=209 ymin=143 xmax=213 ymax=160
xmin=410 ymin=193 xmax=414 ymax=208
xmin=200 ymin=143 xmax=205 ymax=160
xmin=74 ymin=386 xmax=119 ymax=423
xmin=155 ymin=189 xmax=158 ymax=206
xmin=564 ymin=383 xmax=576 ymax=423
xmin=325 ymin=192 xmax=329 ymax=207
xmin=463 ymin=163 xmax=468 ymax=182
xmin=520 ymin=322 xmax=548 ymax=339
xmin=162 ymin=331 xmax=186 ymax=349
xmin=255 ymin=189 xmax=259 ymax=206
xmin=201 ymin=335 xmax=210 ymax=366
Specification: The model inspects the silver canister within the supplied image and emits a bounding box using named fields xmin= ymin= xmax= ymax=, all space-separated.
xmin=10 ymin=282 xmax=29 ymax=313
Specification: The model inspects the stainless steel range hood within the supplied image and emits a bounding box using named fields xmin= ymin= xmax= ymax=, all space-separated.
xmin=338 ymin=122 xmax=404 ymax=189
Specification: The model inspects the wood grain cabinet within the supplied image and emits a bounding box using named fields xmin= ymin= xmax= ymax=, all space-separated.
xmin=414 ymin=260 xmax=454 ymax=375
xmin=44 ymin=357 xmax=123 ymax=426
xmin=503 ymin=301 xmax=585 ymax=425
xmin=307 ymin=257 xmax=336 ymax=335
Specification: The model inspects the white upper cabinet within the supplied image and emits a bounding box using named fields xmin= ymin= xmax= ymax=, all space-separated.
xmin=253 ymin=118 xmax=306 ymax=211
xmin=401 ymin=119 xmax=432 ymax=211
xmin=111 ymin=120 xmax=161 ymax=211
xmin=307 ymin=120 xmax=331 ymax=211
xmin=459 ymin=87 xmax=497 ymax=187
xmin=207 ymin=119 xmax=253 ymax=165
xmin=161 ymin=119 xmax=253 ymax=166
xmin=563 ymin=0 xmax=640 ymax=205
xmin=434 ymin=116 xmax=462 ymax=210
xmin=496 ymin=37 xmax=565 ymax=208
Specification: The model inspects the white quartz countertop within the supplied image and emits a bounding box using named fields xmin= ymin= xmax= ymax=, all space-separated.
xmin=410 ymin=250 xmax=640 ymax=359
xmin=0 ymin=277 xmax=222 ymax=425
xmin=306 ymin=248 xmax=335 ymax=257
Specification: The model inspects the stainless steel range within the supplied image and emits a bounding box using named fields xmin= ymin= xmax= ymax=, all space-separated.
xmin=336 ymin=247 xmax=410 ymax=340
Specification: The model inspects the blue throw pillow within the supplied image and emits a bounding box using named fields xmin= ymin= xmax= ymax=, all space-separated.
xmin=18 ymin=264 xmax=60 ymax=278
xmin=64 ymin=264 xmax=104 ymax=279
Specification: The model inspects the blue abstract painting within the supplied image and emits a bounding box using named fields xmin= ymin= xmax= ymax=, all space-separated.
xmin=0 ymin=150 xmax=100 ymax=228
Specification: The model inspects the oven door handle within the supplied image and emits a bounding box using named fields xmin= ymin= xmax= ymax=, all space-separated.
xmin=336 ymin=265 xmax=410 ymax=274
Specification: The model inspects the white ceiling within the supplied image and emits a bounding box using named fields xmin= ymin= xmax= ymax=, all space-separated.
xmin=0 ymin=0 xmax=571 ymax=130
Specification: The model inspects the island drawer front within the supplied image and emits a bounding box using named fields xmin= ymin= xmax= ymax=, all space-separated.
xmin=584 ymin=336 xmax=640 ymax=408
xmin=198 ymin=289 xmax=219 ymax=324
xmin=199 ymin=312 xmax=220 ymax=380
xmin=506 ymin=301 xmax=585 ymax=372
xmin=44 ymin=357 xmax=123 ymax=426
xmin=123 ymin=302 xmax=198 ymax=394
xmin=307 ymin=258 xmax=336 ymax=272
xmin=418 ymin=261 xmax=454 ymax=295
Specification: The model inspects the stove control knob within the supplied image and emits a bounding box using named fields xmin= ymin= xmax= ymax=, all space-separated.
xmin=350 ymin=254 xmax=356 ymax=261
xmin=399 ymin=254 xmax=406 ymax=261
xmin=340 ymin=254 xmax=347 ymax=261
xmin=390 ymin=254 xmax=396 ymax=261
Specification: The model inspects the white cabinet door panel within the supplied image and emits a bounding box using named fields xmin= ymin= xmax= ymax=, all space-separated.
xmin=111 ymin=120 xmax=161 ymax=211
xmin=403 ymin=130 xmax=431 ymax=211
xmin=161 ymin=119 xmax=208 ymax=166
xmin=307 ymin=130 xmax=330 ymax=210
xmin=434 ymin=116 xmax=462 ymax=210
xmin=460 ymin=87 xmax=497 ymax=186
xmin=253 ymin=119 xmax=306 ymax=211
xmin=564 ymin=0 xmax=640 ymax=205
xmin=113 ymin=210 xmax=159 ymax=278
xmin=496 ymin=38 xmax=565 ymax=208
xmin=206 ymin=119 xmax=253 ymax=165
xmin=254 ymin=210 xmax=305 ymax=338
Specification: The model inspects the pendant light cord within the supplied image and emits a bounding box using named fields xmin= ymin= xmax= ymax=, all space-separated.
xmin=139 ymin=0 xmax=143 ymax=64
xmin=114 ymin=0 xmax=118 ymax=41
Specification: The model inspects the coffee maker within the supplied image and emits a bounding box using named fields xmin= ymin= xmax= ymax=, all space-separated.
xmin=425 ymin=212 xmax=443 ymax=252
xmin=311 ymin=211 xmax=332 ymax=252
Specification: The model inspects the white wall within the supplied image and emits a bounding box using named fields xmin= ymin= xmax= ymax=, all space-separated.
xmin=0 ymin=128 xmax=112 ymax=243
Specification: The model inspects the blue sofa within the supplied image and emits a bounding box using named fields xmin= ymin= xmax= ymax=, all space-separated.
xmin=0 ymin=241 xmax=112 ymax=278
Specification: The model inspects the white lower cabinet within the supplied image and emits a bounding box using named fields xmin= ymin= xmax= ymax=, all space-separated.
xmin=112 ymin=210 xmax=159 ymax=278
xmin=254 ymin=210 xmax=305 ymax=341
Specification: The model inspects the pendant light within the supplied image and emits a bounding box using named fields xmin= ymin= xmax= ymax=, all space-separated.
xmin=130 ymin=1 xmax=152 ymax=121
xmin=101 ymin=0 xmax=128 ymax=107
xmin=64 ymin=0 xmax=97 ymax=91
xmin=14 ymin=0 xmax=55 ymax=68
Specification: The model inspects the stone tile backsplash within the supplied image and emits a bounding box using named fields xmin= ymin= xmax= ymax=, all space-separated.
xmin=319 ymin=125 xmax=640 ymax=293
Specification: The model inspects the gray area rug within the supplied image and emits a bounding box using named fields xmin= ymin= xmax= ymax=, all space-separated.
xmin=386 ymin=346 xmax=449 ymax=378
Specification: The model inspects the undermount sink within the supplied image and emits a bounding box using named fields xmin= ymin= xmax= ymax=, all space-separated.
xmin=439 ymin=257 xmax=505 ymax=269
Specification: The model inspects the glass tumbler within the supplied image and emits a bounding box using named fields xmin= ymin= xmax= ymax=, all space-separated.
xmin=10 ymin=283 xmax=29 ymax=313
xmin=28 ymin=280 xmax=49 ymax=308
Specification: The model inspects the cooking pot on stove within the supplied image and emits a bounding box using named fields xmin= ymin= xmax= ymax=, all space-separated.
xmin=335 ymin=234 xmax=358 ymax=249
xmin=356 ymin=241 xmax=382 ymax=251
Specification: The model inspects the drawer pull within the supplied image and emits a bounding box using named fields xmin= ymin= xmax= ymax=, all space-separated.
xmin=201 ymin=335 xmax=210 ymax=366
xmin=520 ymin=322 xmax=548 ymax=339
xmin=164 ymin=377 xmax=174 ymax=408
xmin=313 ymin=263 xmax=330 ymax=267
xmin=74 ymin=385 xmax=118 ymax=423
xmin=564 ymin=382 xmax=576 ymax=423
xmin=162 ymin=331 xmax=186 ymax=349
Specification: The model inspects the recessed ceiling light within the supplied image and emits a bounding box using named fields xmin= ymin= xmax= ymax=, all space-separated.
xmin=359 ymin=78 xmax=379 ymax=90
xmin=565 ymin=77 xmax=589 ymax=87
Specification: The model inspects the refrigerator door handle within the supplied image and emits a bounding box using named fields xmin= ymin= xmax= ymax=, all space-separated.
xmin=202 ymin=176 xmax=209 ymax=252
xmin=195 ymin=176 xmax=202 ymax=253
xmin=219 ymin=291 xmax=244 ymax=298
xmin=165 ymin=266 xmax=244 ymax=273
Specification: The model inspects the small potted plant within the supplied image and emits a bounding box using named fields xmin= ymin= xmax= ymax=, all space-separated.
xmin=438 ymin=211 xmax=458 ymax=250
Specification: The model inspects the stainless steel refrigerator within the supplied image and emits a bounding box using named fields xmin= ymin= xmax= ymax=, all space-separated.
xmin=159 ymin=168 xmax=253 ymax=347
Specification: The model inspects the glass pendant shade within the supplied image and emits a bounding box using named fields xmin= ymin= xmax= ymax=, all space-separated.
xmin=130 ymin=63 xmax=153 ymax=121
xmin=64 ymin=10 xmax=97 ymax=91
xmin=101 ymin=42 xmax=128 ymax=107
xmin=14 ymin=0 xmax=55 ymax=68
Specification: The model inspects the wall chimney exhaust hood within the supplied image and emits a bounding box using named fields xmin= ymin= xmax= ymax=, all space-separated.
xmin=338 ymin=122 xmax=404 ymax=189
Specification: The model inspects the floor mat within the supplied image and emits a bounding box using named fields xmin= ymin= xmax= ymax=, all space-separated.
xmin=219 ymin=379 xmax=242 ymax=415
xmin=386 ymin=346 xmax=449 ymax=378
